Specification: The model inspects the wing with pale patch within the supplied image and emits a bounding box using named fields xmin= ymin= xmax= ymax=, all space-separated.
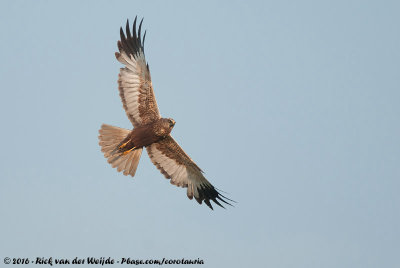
xmin=115 ymin=17 xmax=160 ymax=127
xmin=146 ymin=136 xmax=233 ymax=210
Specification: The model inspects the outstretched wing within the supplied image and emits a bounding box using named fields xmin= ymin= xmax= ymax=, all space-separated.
xmin=146 ymin=136 xmax=233 ymax=210
xmin=115 ymin=17 xmax=161 ymax=127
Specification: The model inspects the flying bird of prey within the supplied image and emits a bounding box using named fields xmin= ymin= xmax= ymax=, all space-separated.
xmin=98 ymin=17 xmax=233 ymax=210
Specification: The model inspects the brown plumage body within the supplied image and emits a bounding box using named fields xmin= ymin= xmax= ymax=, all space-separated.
xmin=117 ymin=118 xmax=175 ymax=154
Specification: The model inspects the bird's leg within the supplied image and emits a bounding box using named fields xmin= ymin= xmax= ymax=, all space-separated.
xmin=119 ymin=141 xmax=129 ymax=149
xmin=122 ymin=146 xmax=136 ymax=155
xmin=111 ymin=139 xmax=131 ymax=155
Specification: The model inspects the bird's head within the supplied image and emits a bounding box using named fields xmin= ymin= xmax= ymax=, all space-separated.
xmin=158 ymin=118 xmax=176 ymax=136
xmin=167 ymin=118 xmax=176 ymax=129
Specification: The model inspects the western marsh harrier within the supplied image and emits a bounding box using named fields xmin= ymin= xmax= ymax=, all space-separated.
xmin=99 ymin=18 xmax=233 ymax=210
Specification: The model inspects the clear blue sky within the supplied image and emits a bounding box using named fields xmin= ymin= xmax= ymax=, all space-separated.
xmin=1 ymin=1 xmax=399 ymax=267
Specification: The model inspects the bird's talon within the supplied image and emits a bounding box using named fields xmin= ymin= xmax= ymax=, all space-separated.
xmin=122 ymin=146 xmax=136 ymax=155
xmin=119 ymin=141 xmax=129 ymax=149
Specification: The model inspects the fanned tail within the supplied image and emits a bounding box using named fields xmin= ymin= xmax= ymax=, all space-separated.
xmin=98 ymin=124 xmax=143 ymax=176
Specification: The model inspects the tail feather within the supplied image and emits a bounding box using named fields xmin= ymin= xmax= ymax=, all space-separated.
xmin=98 ymin=124 xmax=143 ymax=177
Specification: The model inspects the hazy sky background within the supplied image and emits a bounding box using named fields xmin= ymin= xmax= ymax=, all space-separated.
xmin=1 ymin=1 xmax=399 ymax=267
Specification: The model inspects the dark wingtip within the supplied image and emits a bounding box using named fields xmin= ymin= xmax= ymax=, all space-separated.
xmin=117 ymin=40 xmax=122 ymax=51
xmin=219 ymin=193 xmax=236 ymax=204
xmin=194 ymin=196 xmax=202 ymax=205
xmin=204 ymin=199 xmax=214 ymax=210
xmin=194 ymin=184 xmax=235 ymax=210
xmin=118 ymin=17 xmax=147 ymax=58
xmin=212 ymin=197 xmax=226 ymax=209
xmin=119 ymin=26 xmax=124 ymax=37
xmin=139 ymin=18 xmax=144 ymax=30
xmin=215 ymin=187 xmax=237 ymax=203
xmin=138 ymin=18 xmax=144 ymax=45
xmin=143 ymin=30 xmax=147 ymax=46
xmin=217 ymin=195 xmax=234 ymax=207
xmin=126 ymin=19 xmax=131 ymax=39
